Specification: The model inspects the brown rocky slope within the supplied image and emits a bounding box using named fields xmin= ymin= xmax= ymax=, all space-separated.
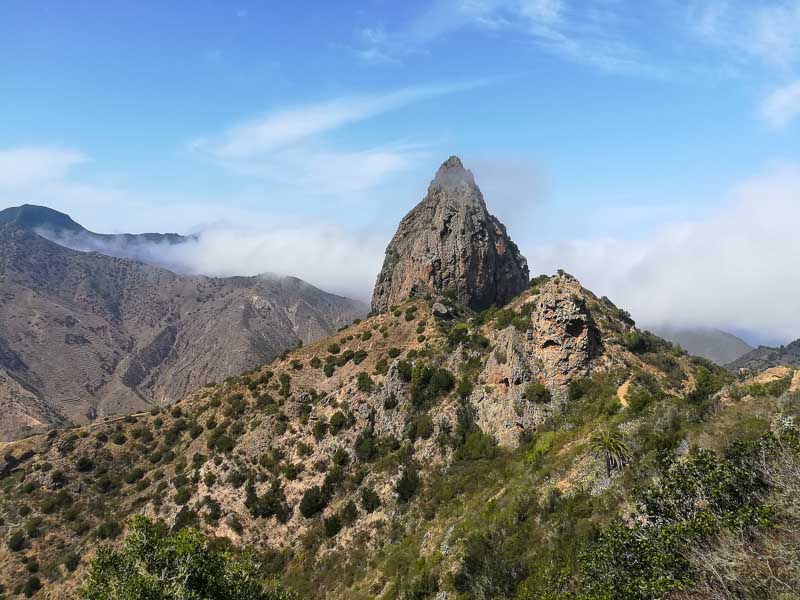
xmin=0 ymin=271 xmax=701 ymax=597
xmin=0 ymin=223 xmax=366 ymax=441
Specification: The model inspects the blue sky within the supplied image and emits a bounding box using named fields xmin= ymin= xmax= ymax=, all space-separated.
xmin=2 ymin=0 xmax=800 ymax=341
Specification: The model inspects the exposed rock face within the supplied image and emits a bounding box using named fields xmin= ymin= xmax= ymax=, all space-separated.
xmin=476 ymin=273 xmax=604 ymax=444
xmin=371 ymin=156 xmax=530 ymax=312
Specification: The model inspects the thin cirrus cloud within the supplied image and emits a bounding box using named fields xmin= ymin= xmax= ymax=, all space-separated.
xmin=191 ymin=80 xmax=487 ymax=160
xmin=188 ymin=80 xmax=490 ymax=195
xmin=356 ymin=0 xmax=648 ymax=74
xmin=687 ymin=0 xmax=800 ymax=68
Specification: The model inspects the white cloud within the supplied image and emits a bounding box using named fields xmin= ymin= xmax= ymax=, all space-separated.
xmin=46 ymin=221 xmax=386 ymax=301
xmin=0 ymin=147 xmax=88 ymax=189
xmin=527 ymin=162 xmax=800 ymax=343
xmin=760 ymin=80 xmax=800 ymax=127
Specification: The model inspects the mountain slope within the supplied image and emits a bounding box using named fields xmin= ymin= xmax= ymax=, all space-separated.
xmin=0 ymin=223 xmax=366 ymax=440
xmin=1 ymin=159 xmax=796 ymax=600
xmin=0 ymin=204 xmax=189 ymax=246
xmin=727 ymin=337 xmax=800 ymax=371
xmin=651 ymin=325 xmax=753 ymax=365
xmin=0 ymin=270 xmax=711 ymax=598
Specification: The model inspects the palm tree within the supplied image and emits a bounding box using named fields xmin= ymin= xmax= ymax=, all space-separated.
xmin=589 ymin=428 xmax=630 ymax=478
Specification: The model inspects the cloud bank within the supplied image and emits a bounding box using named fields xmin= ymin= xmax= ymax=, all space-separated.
xmin=528 ymin=162 xmax=800 ymax=343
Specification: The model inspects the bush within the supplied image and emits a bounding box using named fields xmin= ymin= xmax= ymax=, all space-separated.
xmin=76 ymin=456 xmax=94 ymax=472
xmin=388 ymin=347 xmax=402 ymax=359
xmin=299 ymin=486 xmax=329 ymax=518
xmin=329 ymin=411 xmax=347 ymax=434
xmin=95 ymin=520 xmax=122 ymax=540
xmin=323 ymin=514 xmax=342 ymax=537
xmin=361 ymin=487 xmax=381 ymax=513
xmin=7 ymin=529 xmax=25 ymax=551
xmin=454 ymin=431 xmax=497 ymax=461
xmin=310 ymin=356 xmax=322 ymax=369
xmin=22 ymin=576 xmax=41 ymax=598
xmin=409 ymin=363 xmax=454 ymax=407
xmin=395 ymin=467 xmax=420 ymax=502
xmin=81 ymin=516 xmax=297 ymax=599
xmin=64 ymin=551 xmax=80 ymax=571
xmin=524 ymin=382 xmax=551 ymax=403
xmin=110 ymin=431 xmax=127 ymax=445
xmin=374 ymin=358 xmax=389 ymax=375
xmin=323 ymin=362 xmax=335 ymax=378
xmin=357 ymin=372 xmax=374 ymax=393
xmin=328 ymin=343 xmax=341 ymax=355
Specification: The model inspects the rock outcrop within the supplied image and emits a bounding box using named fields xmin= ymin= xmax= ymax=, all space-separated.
xmin=371 ymin=156 xmax=530 ymax=313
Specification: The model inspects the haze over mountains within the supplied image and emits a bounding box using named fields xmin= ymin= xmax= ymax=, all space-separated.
xmin=0 ymin=214 xmax=366 ymax=441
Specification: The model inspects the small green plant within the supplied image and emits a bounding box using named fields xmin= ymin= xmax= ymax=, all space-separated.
xmin=524 ymin=382 xmax=551 ymax=403
xmin=357 ymin=372 xmax=375 ymax=393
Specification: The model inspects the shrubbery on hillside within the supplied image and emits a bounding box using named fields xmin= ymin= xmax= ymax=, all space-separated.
xmin=81 ymin=516 xmax=297 ymax=599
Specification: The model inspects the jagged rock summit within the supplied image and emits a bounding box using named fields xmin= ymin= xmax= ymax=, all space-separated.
xmin=371 ymin=156 xmax=530 ymax=312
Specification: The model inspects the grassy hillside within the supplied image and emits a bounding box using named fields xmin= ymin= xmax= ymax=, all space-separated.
xmin=1 ymin=274 xmax=798 ymax=599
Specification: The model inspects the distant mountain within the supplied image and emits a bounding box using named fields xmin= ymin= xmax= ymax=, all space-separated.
xmin=0 ymin=203 xmax=189 ymax=246
xmin=727 ymin=338 xmax=800 ymax=372
xmin=651 ymin=325 xmax=753 ymax=365
xmin=0 ymin=222 xmax=366 ymax=440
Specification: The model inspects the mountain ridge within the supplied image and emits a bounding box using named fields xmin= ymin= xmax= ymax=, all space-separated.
xmin=0 ymin=222 xmax=366 ymax=440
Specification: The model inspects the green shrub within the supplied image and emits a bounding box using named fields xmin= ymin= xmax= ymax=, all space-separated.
xmin=454 ymin=431 xmax=497 ymax=461
xmin=323 ymin=363 xmax=335 ymax=378
xmin=76 ymin=456 xmax=94 ymax=472
xmin=299 ymin=486 xmax=329 ymax=518
xmin=7 ymin=529 xmax=25 ymax=551
xmin=313 ymin=419 xmax=328 ymax=441
xmin=361 ymin=487 xmax=381 ymax=513
xmin=374 ymin=358 xmax=389 ymax=375
xmin=388 ymin=347 xmax=402 ymax=358
xmin=395 ymin=467 xmax=420 ymax=502
xmin=329 ymin=411 xmax=348 ymax=434
xmin=328 ymin=343 xmax=341 ymax=354
xmin=356 ymin=372 xmax=374 ymax=393
xmin=323 ymin=514 xmax=342 ymax=537
xmin=524 ymin=382 xmax=551 ymax=403
xmin=22 ymin=576 xmax=41 ymax=598
xmin=174 ymin=487 xmax=192 ymax=505
xmin=95 ymin=520 xmax=122 ymax=540
xmin=81 ymin=516 xmax=296 ymax=599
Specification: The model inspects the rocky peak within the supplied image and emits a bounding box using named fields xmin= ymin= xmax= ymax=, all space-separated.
xmin=371 ymin=156 xmax=530 ymax=312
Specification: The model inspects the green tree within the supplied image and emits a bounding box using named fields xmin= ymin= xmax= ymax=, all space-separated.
xmin=81 ymin=516 xmax=297 ymax=600
xmin=588 ymin=429 xmax=630 ymax=477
